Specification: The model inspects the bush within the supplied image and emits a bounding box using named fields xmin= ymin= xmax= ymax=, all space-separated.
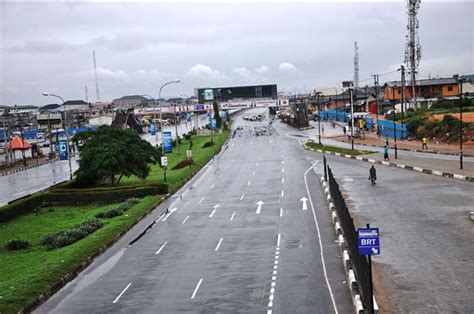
xmin=202 ymin=141 xmax=213 ymax=148
xmin=4 ymin=238 xmax=32 ymax=251
xmin=172 ymin=158 xmax=193 ymax=170
xmin=189 ymin=129 xmax=197 ymax=136
xmin=95 ymin=198 xmax=140 ymax=219
xmin=184 ymin=133 xmax=192 ymax=140
xmin=41 ymin=219 xmax=103 ymax=250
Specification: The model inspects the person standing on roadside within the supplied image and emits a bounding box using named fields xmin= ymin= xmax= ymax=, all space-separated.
xmin=383 ymin=145 xmax=389 ymax=161
xmin=369 ymin=165 xmax=377 ymax=185
xmin=422 ymin=137 xmax=428 ymax=150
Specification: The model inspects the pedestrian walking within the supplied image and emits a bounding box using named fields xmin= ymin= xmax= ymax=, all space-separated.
xmin=422 ymin=137 xmax=428 ymax=150
xmin=343 ymin=126 xmax=346 ymax=135
xmin=321 ymin=125 xmax=325 ymax=135
xmin=383 ymin=145 xmax=389 ymax=161
xmin=369 ymin=165 xmax=377 ymax=185
xmin=385 ymin=135 xmax=389 ymax=146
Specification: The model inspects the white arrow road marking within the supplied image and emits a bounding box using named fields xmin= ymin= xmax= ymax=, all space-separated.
xmin=155 ymin=241 xmax=168 ymax=255
xmin=209 ymin=204 xmax=220 ymax=217
xmin=113 ymin=283 xmax=132 ymax=304
xmin=191 ymin=278 xmax=203 ymax=299
xmin=256 ymin=201 xmax=264 ymax=214
xmin=300 ymin=197 xmax=308 ymax=210
xmin=162 ymin=208 xmax=177 ymax=221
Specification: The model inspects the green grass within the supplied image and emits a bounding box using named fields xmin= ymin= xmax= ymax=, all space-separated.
xmin=0 ymin=197 xmax=160 ymax=313
xmin=306 ymin=141 xmax=373 ymax=156
xmin=121 ymin=130 xmax=230 ymax=191
xmin=0 ymin=128 xmax=231 ymax=313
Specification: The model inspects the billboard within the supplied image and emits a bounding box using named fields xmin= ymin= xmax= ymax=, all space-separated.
xmin=163 ymin=131 xmax=173 ymax=153
xmin=58 ymin=140 xmax=68 ymax=160
xmin=211 ymin=119 xmax=217 ymax=130
xmin=203 ymin=89 xmax=214 ymax=101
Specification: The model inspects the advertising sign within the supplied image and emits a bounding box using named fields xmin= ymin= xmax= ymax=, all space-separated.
xmin=186 ymin=112 xmax=191 ymax=122
xmin=163 ymin=131 xmax=173 ymax=153
xmin=161 ymin=156 xmax=168 ymax=167
xmin=358 ymin=228 xmax=380 ymax=255
xmin=211 ymin=118 xmax=217 ymax=130
xmin=203 ymin=89 xmax=214 ymax=101
xmin=186 ymin=150 xmax=193 ymax=158
xmin=150 ymin=124 xmax=156 ymax=135
xmin=58 ymin=140 xmax=68 ymax=160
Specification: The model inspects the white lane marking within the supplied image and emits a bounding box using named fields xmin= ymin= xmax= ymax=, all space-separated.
xmin=281 ymin=177 xmax=284 ymax=184
xmin=252 ymin=170 xmax=256 ymax=175
xmin=215 ymin=237 xmax=223 ymax=251
xmin=162 ymin=207 xmax=177 ymax=221
xmin=304 ymin=162 xmax=338 ymax=313
xmin=256 ymin=162 xmax=259 ymax=166
xmin=209 ymin=204 xmax=220 ymax=218
xmin=155 ymin=241 xmax=168 ymax=255
xmin=247 ymin=180 xmax=251 ymax=186
xmin=210 ymin=183 xmax=215 ymax=189
xmin=198 ymin=197 xmax=205 ymax=204
xmin=281 ymin=190 xmax=284 ymax=198
xmin=14 ymin=191 xmax=26 ymax=196
xmin=280 ymin=208 xmax=283 ymax=217
xmin=113 ymin=283 xmax=132 ymax=304
xmin=281 ymin=161 xmax=284 ymax=165
xmin=240 ymin=194 xmax=245 ymax=201
xmin=282 ymin=168 xmax=284 ymax=173
xmin=181 ymin=216 xmax=189 ymax=224
xmin=226 ymin=165 xmax=229 ymax=169
xmin=230 ymin=212 xmax=236 ymax=221
xmin=231 ymin=143 xmax=234 ymax=146
xmin=277 ymin=233 xmax=281 ymax=247
xmin=191 ymin=278 xmax=203 ymax=299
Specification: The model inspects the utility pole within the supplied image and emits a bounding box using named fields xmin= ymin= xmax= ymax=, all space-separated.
xmin=317 ymin=92 xmax=322 ymax=145
xmin=458 ymin=78 xmax=464 ymax=169
xmin=392 ymin=86 xmax=398 ymax=159
xmin=174 ymin=103 xmax=180 ymax=154
xmin=2 ymin=114 xmax=9 ymax=166
xmin=400 ymin=65 xmax=406 ymax=139
xmin=47 ymin=111 xmax=54 ymax=159
xmin=350 ymin=87 xmax=354 ymax=150
xmin=373 ymin=74 xmax=379 ymax=135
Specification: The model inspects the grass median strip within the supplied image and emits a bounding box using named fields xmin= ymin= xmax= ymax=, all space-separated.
xmin=305 ymin=141 xmax=374 ymax=156
xmin=0 ymin=130 xmax=231 ymax=313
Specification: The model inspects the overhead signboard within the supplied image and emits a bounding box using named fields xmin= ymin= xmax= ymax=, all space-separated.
xmin=203 ymin=89 xmax=214 ymax=101
xmin=358 ymin=228 xmax=380 ymax=256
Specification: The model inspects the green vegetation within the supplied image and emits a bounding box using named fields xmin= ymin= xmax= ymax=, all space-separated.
xmin=72 ymin=126 xmax=160 ymax=187
xmin=306 ymin=141 xmax=373 ymax=156
xmin=0 ymin=126 xmax=231 ymax=313
xmin=0 ymin=197 xmax=160 ymax=313
xmin=4 ymin=239 xmax=31 ymax=251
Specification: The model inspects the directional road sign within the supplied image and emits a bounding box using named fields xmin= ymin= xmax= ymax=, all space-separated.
xmin=357 ymin=228 xmax=380 ymax=256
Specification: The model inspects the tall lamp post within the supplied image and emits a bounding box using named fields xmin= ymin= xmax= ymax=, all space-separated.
xmin=315 ymin=91 xmax=322 ymax=145
xmin=42 ymin=92 xmax=73 ymax=180
xmin=349 ymin=87 xmax=355 ymax=150
xmin=158 ymin=79 xmax=181 ymax=152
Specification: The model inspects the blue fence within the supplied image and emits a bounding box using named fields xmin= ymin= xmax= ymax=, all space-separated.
xmin=0 ymin=126 xmax=96 ymax=142
xmin=320 ymin=110 xmax=407 ymax=139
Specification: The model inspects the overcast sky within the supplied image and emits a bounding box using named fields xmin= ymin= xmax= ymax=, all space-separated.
xmin=1 ymin=1 xmax=472 ymax=105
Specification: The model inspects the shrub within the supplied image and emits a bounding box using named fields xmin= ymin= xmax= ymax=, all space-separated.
xmin=202 ymin=141 xmax=213 ymax=148
xmin=4 ymin=238 xmax=32 ymax=251
xmin=184 ymin=133 xmax=192 ymax=140
xmin=172 ymin=159 xmax=193 ymax=170
xmin=41 ymin=219 xmax=103 ymax=250
xmin=95 ymin=198 xmax=140 ymax=219
xmin=189 ymin=129 xmax=197 ymax=136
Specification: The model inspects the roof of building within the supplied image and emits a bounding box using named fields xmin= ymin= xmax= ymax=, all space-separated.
xmin=40 ymin=104 xmax=61 ymax=111
xmin=116 ymin=95 xmax=148 ymax=101
xmin=63 ymin=100 xmax=89 ymax=106
xmin=385 ymin=77 xmax=458 ymax=87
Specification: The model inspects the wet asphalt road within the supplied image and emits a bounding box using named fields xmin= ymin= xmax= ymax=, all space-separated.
xmin=35 ymin=109 xmax=353 ymax=314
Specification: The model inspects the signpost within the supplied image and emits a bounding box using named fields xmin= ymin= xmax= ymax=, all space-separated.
xmin=186 ymin=150 xmax=192 ymax=159
xmin=358 ymin=225 xmax=380 ymax=314
xmin=163 ymin=131 xmax=173 ymax=153
xmin=161 ymin=156 xmax=168 ymax=167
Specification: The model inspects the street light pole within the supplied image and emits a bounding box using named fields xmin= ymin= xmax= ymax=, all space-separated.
xmin=42 ymin=92 xmax=73 ymax=180
xmin=350 ymin=87 xmax=354 ymax=150
xmin=316 ymin=91 xmax=322 ymax=145
xmin=158 ymin=79 xmax=181 ymax=152
xmin=458 ymin=78 xmax=464 ymax=169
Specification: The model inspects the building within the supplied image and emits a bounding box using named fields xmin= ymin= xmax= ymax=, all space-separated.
xmin=383 ymin=76 xmax=459 ymax=101
xmin=111 ymin=109 xmax=144 ymax=134
xmin=40 ymin=104 xmax=61 ymax=111
xmin=62 ymin=100 xmax=90 ymax=111
xmin=112 ymin=95 xmax=149 ymax=109
xmin=196 ymin=84 xmax=278 ymax=103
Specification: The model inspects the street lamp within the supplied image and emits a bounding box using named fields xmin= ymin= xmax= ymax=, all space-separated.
xmin=456 ymin=76 xmax=466 ymax=169
xmin=158 ymin=79 xmax=181 ymax=151
xmin=42 ymin=92 xmax=73 ymax=180
xmin=349 ymin=87 xmax=354 ymax=150
xmin=315 ymin=91 xmax=322 ymax=145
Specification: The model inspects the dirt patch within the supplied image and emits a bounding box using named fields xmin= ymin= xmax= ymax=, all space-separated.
xmin=433 ymin=112 xmax=474 ymax=123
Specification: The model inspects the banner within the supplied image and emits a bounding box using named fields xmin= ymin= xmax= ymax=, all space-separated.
xmin=150 ymin=124 xmax=156 ymax=135
xmin=211 ymin=118 xmax=217 ymax=130
xmin=186 ymin=112 xmax=191 ymax=122
xmin=163 ymin=131 xmax=173 ymax=153
xmin=58 ymin=140 xmax=68 ymax=160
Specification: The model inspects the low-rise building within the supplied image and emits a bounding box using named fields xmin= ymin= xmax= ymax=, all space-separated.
xmin=383 ymin=76 xmax=459 ymax=102
xmin=62 ymin=100 xmax=90 ymax=111
xmin=112 ymin=95 xmax=149 ymax=109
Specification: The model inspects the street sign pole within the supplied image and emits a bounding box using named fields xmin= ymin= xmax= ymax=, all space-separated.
xmin=367 ymin=223 xmax=374 ymax=314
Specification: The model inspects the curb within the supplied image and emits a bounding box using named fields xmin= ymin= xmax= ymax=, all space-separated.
xmin=336 ymin=140 xmax=474 ymax=158
xmin=319 ymin=176 xmax=380 ymax=314
xmin=0 ymin=158 xmax=58 ymax=177
xmin=304 ymin=144 xmax=474 ymax=183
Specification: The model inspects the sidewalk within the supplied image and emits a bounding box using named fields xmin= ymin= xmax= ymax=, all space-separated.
xmin=331 ymin=130 xmax=474 ymax=157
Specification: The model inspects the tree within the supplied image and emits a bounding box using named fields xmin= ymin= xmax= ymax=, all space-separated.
xmin=213 ymin=101 xmax=222 ymax=129
xmin=72 ymin=126 xmax=160 ymax=187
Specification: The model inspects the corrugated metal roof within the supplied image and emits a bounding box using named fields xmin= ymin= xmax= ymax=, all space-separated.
xmin=385 ymin=77 xmax=457 ymax=87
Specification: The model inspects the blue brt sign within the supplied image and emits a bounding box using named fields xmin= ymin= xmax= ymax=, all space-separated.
xmin=358 ymin=228 xmax=380 ymax=256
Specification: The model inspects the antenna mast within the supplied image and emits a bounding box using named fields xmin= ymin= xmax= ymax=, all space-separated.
xmin=93 ymin=50 xmax=100 ymax=101
xmin=404 ymin=0 xmax=421 ymax=109
xmin=354 ymin=41 xmax=359 ymax=90
xmin=85 ymin=84 xmax=89 ymax=102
